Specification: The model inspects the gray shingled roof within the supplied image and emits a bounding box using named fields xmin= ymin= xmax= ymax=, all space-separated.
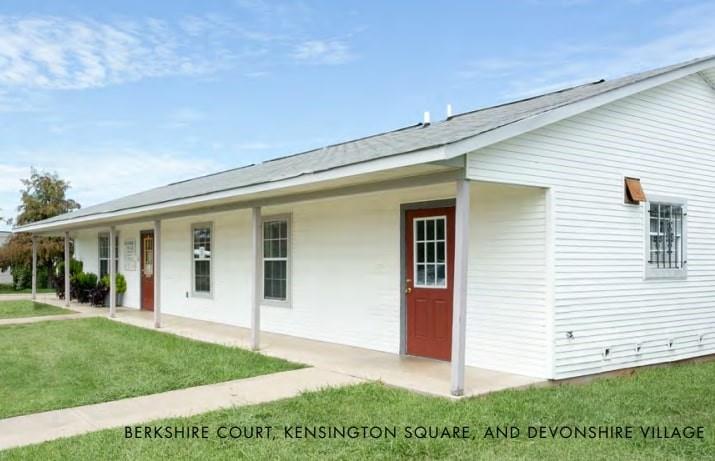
xmin=21 ymin=55 xmax=715 ymax=229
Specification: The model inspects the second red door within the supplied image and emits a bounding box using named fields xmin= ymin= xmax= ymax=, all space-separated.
xmin=140 ymin=230 xmax=154 ymax=311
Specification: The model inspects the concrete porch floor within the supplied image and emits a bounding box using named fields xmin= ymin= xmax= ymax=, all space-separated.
xmin=31 ymin=294 xmax=545 ymax=398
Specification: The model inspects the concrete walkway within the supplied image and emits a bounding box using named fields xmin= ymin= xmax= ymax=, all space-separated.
xmin=0 ymin=368 xmax=361 ymax=451
xmin=35 ymin=297 xmax=544 ymax=399
xmin=5 ymin=294 xmax=544 ymax=398
xmin=0 ymin=311 xmax=97 ymax=326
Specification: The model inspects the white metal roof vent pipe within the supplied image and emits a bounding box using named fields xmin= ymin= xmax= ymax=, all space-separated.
xmin=423 ymin=111 xmax=431 ymax=126
xmin=446 ymin=103 xmax=453 ymax=119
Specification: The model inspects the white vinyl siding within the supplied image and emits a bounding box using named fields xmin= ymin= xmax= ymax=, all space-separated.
xmin=467 ymin=73 xmax=715 ymax=379
xmin=467 ymin=183 xmax=548 ymax=378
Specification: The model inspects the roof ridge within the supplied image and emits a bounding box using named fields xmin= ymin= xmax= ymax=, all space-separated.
xmin=446 ymin=79 xmax=606 ymax=121
xmin=262 ymin=122 xmax=424 ymax=165
xmin=167 ymin=162 xmax=255 ymax=186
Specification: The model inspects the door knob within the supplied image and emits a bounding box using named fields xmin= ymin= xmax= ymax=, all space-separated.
xmin=405 ymin=278 xmax=412 ymax=294
xmin=405 ymin=286 xmax=412 ymax=294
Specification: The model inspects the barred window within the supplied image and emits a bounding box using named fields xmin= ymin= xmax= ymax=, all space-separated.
xmin=647 ymin=200 xmax=687 ymax=278
xmin=192 ymin=224 xmax=212 ymax=295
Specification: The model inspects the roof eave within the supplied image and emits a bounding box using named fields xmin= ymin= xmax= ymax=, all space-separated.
xmin=16 ymin=144 xmax=451 ymax=233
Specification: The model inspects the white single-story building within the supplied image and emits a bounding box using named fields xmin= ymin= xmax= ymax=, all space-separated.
xmin=17 ymin=56 xmax=715 ymax=395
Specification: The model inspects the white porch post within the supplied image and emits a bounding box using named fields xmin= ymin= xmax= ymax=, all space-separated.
xmin=109 ymin=226 xmax=116 ymax=318
xmin=154 ymin=220 xmax=161 ymax=328
xmin=31 ymin=235 xmax=37 ymax=300
xmin=451 ymin=177 xmax=470 ymax=396
xmin=64 ymin=231 xmax=70 ymax=307
xmin=250 ymin=206 xmax=261 ymax=350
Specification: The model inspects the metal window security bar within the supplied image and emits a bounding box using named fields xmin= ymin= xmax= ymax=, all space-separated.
xmin=649 ymin=203 xmax=684 ymax=269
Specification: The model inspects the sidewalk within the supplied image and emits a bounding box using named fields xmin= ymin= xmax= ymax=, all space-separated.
xmin=0 ymin=311 xmax=97 ymax=326
xmin=0 ymin=368 xmax=361 ymax=451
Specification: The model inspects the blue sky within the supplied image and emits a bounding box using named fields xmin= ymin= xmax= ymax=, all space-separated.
xmin=1 ymin=0 xmax=714 ymax=230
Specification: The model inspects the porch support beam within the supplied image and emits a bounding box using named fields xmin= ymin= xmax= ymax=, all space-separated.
xmin=154 ymin=220 xmax=161 ymax=328
xmin=109 ymin=226 xmax=116 ymax=318
xmin=64 ymin=231 xmax=70 ymax=307
xmin=250 ymin=206 xmax=261 ymax=350
xmin=31 ymin=236 xmax=37 ymax=300
xmin=450 ymin=176 xmax=470 ymax=396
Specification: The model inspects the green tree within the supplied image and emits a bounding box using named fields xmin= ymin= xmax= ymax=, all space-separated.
xmin=0 ymin=169 xmax=80 ymax=289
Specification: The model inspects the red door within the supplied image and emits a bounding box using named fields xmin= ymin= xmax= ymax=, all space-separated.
xmin=405 ymin=207 xmax=455 ymax=361
xmin=140 ymin=231 xmax=154 ymax=311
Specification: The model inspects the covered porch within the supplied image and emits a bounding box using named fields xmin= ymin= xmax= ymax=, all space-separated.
xmin=24 ymin=161 xmax=550 ymax=397
xmin=31 ymin=294 xmax=545 ymax=398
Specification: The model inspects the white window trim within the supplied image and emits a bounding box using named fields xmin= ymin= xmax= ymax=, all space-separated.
xmin=261 ymin=214 xmax=292 ymax=308
xmin=98 ymin=231 xmax=119 ymax=278
xmin=191 ymin=222 xmax=214 ymax=298
xmin=413 ymin=215 xmax=448 ymax=289
xmin=644 ymin=195 xmax=687 ymax=280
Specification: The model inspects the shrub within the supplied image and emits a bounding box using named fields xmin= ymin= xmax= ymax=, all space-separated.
xmin=116 ymin=273 xmax=127 ymax=294
xmin=72 ymin=272 xmax=98 ymax=303
xmin=99 ymin=273 xmax=127 ymax=294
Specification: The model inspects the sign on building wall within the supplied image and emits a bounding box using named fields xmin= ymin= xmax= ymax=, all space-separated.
xmin=124 ymin=238 xmax=137 ymax=271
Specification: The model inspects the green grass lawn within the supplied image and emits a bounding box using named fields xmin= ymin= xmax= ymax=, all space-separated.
xmin=0 ymin=317 xmax=301 ymax=419
xmin=0 ymin=300 xmax=74 ymax=319
xmin=4 ymin=360 xmax=713 ymax=460
xmin=0 ymin=284 xmax=54 ymax=294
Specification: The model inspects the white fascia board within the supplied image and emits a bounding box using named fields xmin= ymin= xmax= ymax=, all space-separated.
xmin=444 ymin=58 xmax=715 ymax=159
xmin=18 ymin=145 xmax=448 ymax=233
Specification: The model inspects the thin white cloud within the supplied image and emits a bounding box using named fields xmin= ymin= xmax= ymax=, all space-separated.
xmin=458 ymin=1 xmax=715 ymax=99
xmin=0 ymin=15 xmax=235 ymax=90
xmin=293 ymin=39 xmax=354 ymax=65
xmin=0 ymin=12 xmax=360 ymax=96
